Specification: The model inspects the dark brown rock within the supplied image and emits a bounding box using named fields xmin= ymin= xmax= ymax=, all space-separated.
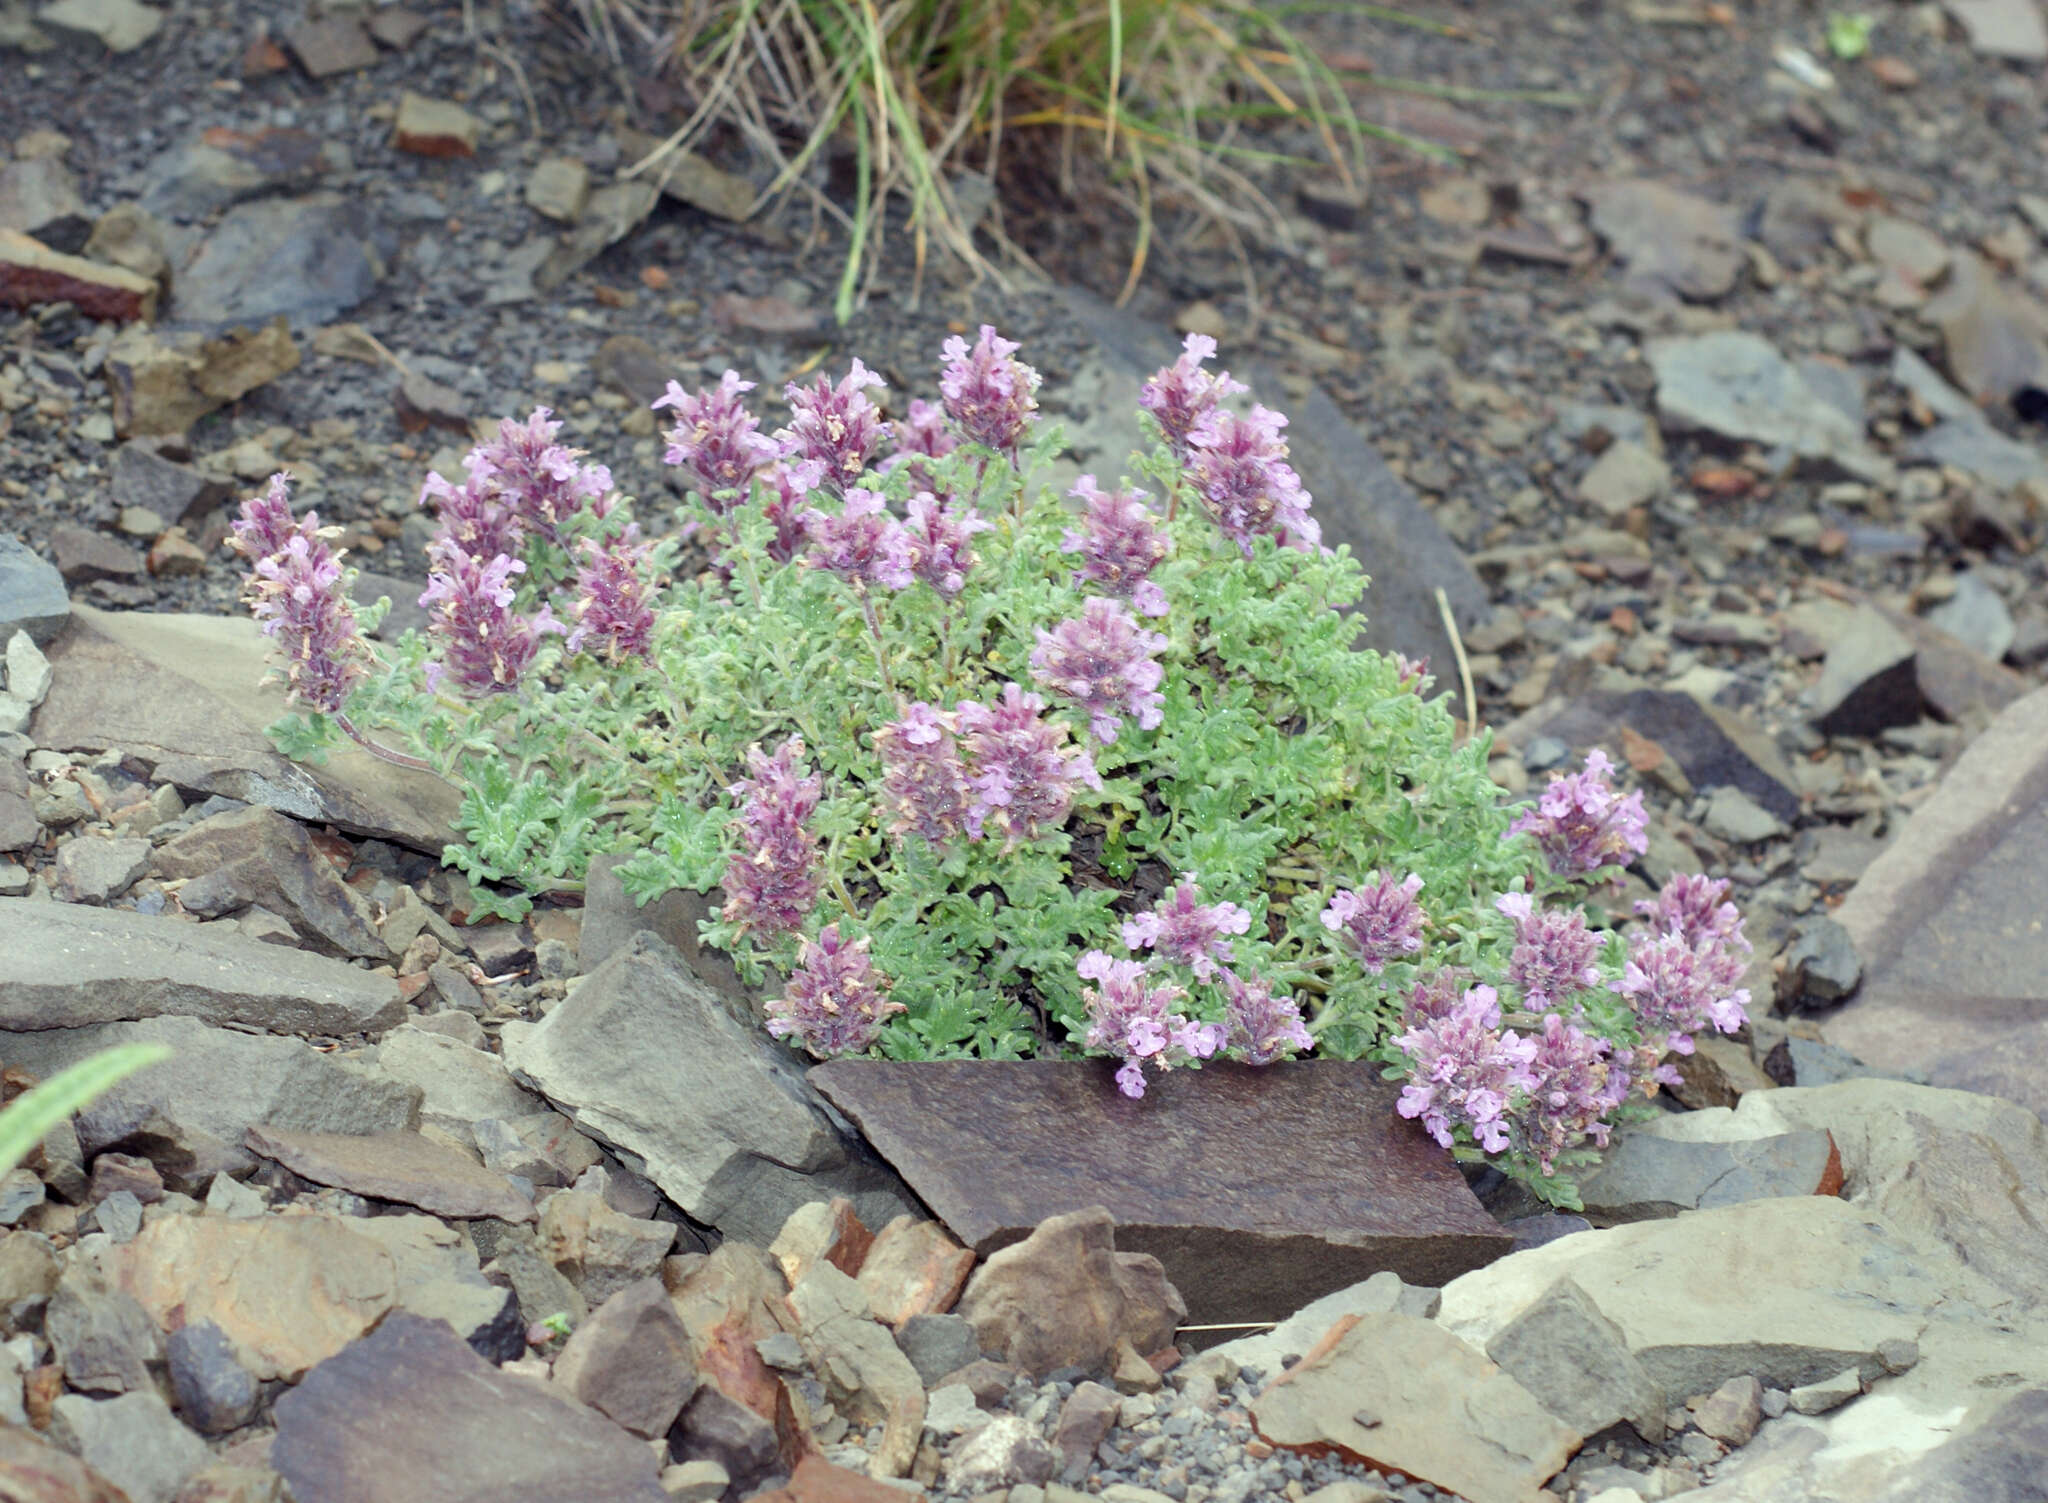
xmin=273 ymin=1313 xmax=668 ymax=1503
xmin=1053 ymin=1380 xmax=1120 ymax=1483
xmin=244 ymin=1126 xmax=535 ymax=1223
xmin=753 ymin=1455 xmax=922 ymax=1503
xmin=155 ymin=805 xmax=390 ymax=960
xmin=550 ymin=1277 xmax=699 ymax=1439
xmin=669 ymin=1383 xmax=782 ymax=1495
xmin=812 ymin=1060 xmax=1514 ymax=1326
xmin=1883 ymin=603 xmax=2029 ymax=725
xmin=1827 ymin=687 xmax=2048 ymax=1119
xmin=48 ymin=524 xmax=144 ymax=586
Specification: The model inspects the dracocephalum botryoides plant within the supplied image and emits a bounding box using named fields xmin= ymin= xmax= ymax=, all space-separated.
xmin=230 ymin=326 xmax=1750 ymax=1209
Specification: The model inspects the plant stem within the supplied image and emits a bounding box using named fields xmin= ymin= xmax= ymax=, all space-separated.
xmin=857 ymin=585 xmax=896 ymax=696
xmin=336 ymin=714 xmax=437 ymax=773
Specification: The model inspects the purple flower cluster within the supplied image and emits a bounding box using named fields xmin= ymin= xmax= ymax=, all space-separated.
xmin=1394 ymin=984 xmax=1539 ymax=1154
xmin=654 ymin=371 xmax=782 ymax=506
xmin=1122 ymin=876 xmax=1252 ymax=983
xmin=419 ymin=541 xmax=564 ymax=695
xmin=1401 ymin=967 xmax=1469 ymax=1028
xmin=1519 ymin=1014 xmax=1628 ymax=1175
xmin=466 ymin=408 xmax=614 ymax=541
xmin=1321 ymin=872 xmax=1427 ymax=974
xmin=939 ymin=325 xmax=1040 ymax=457
xmin=766 ymin=924 xmax=905 ymax=1057
xmin=1613 ymin=871 xmax=1752 ymax=1059
xmin=720 ymin=737 xmax=823 ymax=941
xmin=420 ymin=471 xmax=524 ymax=565
xmin=781 ymin=359 xmax=889 ymax=495
xmin=901 ymin=493 xmax=991 ymax=600
xmin=1061 ymin=477 xmax=1171 ymax=618
xmin=1635 ymin=872 xmax=1749 ymax=954
xmin=891 ymin=398 xmax=958 ymax=462
xmin=873 ymin=702 xmax=972 ymax=848
xmin=1076 ymin=950 xmax=1223 ymax=1099
xmin=1495 ymin=891 xmax=1602 ymax=1009
xmin=955 ymin=685 xmax=1102 ymax=849
xmin=1221 ymin=968 xmax=1314 ymax=1066
xmin=1028 ymin=597 xmax=1168 ymax=745
xmin=758 ymin=459 xmax=824 ymax=564
xmin=1139 ymin=333 xmax=1246 ymax=459
xmin=233 ymin=478 xmax=369 ymax=716
xmin=1509 ymin=750 xmax=1649 ymax=881
xmin=1184 ymin=405 xmax=1321 ymax=557
xmin=802 ymin=487 xmax=915 ymax=593
xmin=566 ymin=527 xmax=656 ymax=662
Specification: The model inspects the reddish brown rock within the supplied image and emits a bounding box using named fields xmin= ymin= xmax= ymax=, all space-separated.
xmin=0 ymin=229 xmax=158 ymax=322
xmin=666 ymin=1243 xmax=794 ymax=1422
xmin=857 ymin=1216 xmax=974 ymax=1327
xmin=393 ymin=93 xmax=481 ymax=158
xmin=812 ymin=1060 xmax=1513 ymax=1326
xmin=769 ymin=1196 xmax=873 ymax=1288
xmin=244 ymin=1126 xmax=535 ymax=1223
xmin=48 ymin=524 xmax=143 ymax=586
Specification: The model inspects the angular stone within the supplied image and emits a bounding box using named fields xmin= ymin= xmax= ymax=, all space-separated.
xmin=274 ymin=1314 xmax=668 ymax=1503
xmin=166 ymin=1321 xmax=261 ymax=1435
xmin=53 ymin=836 xmax=151 ymax=903
xmin=245 ymin=1126 xmax=534 ymax=1222
xmin=1053 ymin=1381 xmax=1120 ymax=1482
xmin=1925 ymin=252 xmax=2048 ymax=411
xmin=577 ymin=854 xmax=754 ymax=1002
xmin=1484 ymin=1276 xmax=1665 ymax=1442
xmin=1438 ymin=1197 xmax=1949 ymax=1397
xmin=0 ymin=1422 xmax=133 ymax=1503
xmin=1789 ymin=1365 xmax=1864 ymax=1415
xmin=84 ymin=202 xmax=170 ymax=287
xmin=104 ymin=321 xmax=300 ymax=437
xmin=0 ymin=1015 xmax=419 ymax=1158
xmin=1702 ymin=786 xmax=1788 ymax=844
xmin=669 ymin=1383 xmax=782 ymax=1495
xmin=1572 ymin=1128 xmax=1841 ymax=1224
xmin=1810 ymin=604 xmax=1922 ymax=737
xmin=1886 ymin=601 xmax=2029 ymax=724
xmin=1667 ymin=1035 xmax=1775 ymax=1110
xmin=619 ymin=130 xmax=758 ymax=222
xmin=897 ymin=1313 xmax=982 ymax=1390
xmin=393 ymin=93 xmax=481 ymax=158
xmin=1577 ymin=441 xmax=1669 ymax=517
xmin=1946 ymin=0 xmax=2048 ymax=58
xmin=1206 ymin=1269 xmax=1439 ymax=1380
xmin=0 ymin=533 xmax=70 ymax=647
xmin=1581 ymin=179 xmax=1744 ymax=302
xmin=787 ymin=1261 xmax=926 ymax=1476
xmin=0 ymin=900 xmax=404 ymax=1034
xmin=943 ymin=1413 xmax=1059 ymax=1494
xmin=32 ymin=608 xmax=459 ymax=851
xmin=1866 ymin=1384 xmax=2048 ymax=1498
xmin=1688 ymin=1374 xmax=1761 ymax=1446
xmin=1825 ymin=688 xmax=2048 ymax=1118
xmin=552 ymin=1277 xmax=698 ymax=1438
xmin=471 ymin=1112 xmax=602 ymax=1188
xmin=953 ymin=1207 xmax=1183 ymax=1378
xmin=538 ymin=1188 xmax=675 ymax=1306
xmin=1253 ymin=1313 xmax=1577 ymax=1503
xmin=503 ymin=933 xmax=911 ymax=1243
xmin=770 ymin=1196 xmax=873 ymax=1289
xmin=1928 ymin=573 xmax=2018 ymax=664
xmin=282 ymin=15 xmax=377 ymax=75
xmin=49 ymin=523 xmax=143 ymax=585
xmin=0 ymin=227 xmax=158 ymax=321
xmin=48 ymin=1267 xmax=161 ymax=1394
xmin=1649 ymin=331 xmax=1890 ymax=482
xmin=375 ymin=1024 xmax=538 ymax=1136
xmin=859 ymin=1216 xmax=975 ymax=1326
xmin=526 ymin=157 xmax=590 ymax=223
xmin=167 ymin=195 xmax=377 ymax=333
xmin=155 ymin=805 xmax=389 ymax=960
xmin=48 ymin=1391 xmax=209 ymax=1503
xmin=0 ymin=157 xmax=89 ymax=251
xmin=813 ymin=1060 xmax=1512 ymax=1326
xmin=35 ymin=0 xmax=163 ymax=51
xmin=111 ymin=443 xmax=228 ymax=529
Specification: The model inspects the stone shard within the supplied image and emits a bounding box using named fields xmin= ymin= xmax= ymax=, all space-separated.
xmin=47 ymin=1390 xmax=209 ymax=1503
xmin=1580 ymin=179 xmax=1744 ymax=302
xmin=1824 ymin=687 xmax=2048 ymax=1119
xmin=1252 ymin=1313 xmax=1578 ymax=1503
xmin=32 ymin=607 xmax=459 ymax=851
xmin=1649 ymin=331 xmax=1891 ymax=483
xmin=0 ymin=533 xmax=71 ymax=647
xmin=858 ymin=1215 xmax=976 ymax=1327
xmin=0 ymin=1015 xmax=420 ymax=1157
xmin=0 ymin=899 xmax=404 ymax=1034
xmin=1570 ymin=1128 xmax=1841 ymax=1224
xmin=1438 ymin=1196 xmax=1951 ymax=1399
xmin=1483 ymin=1276 xmax=1666 ymax=1442
xmin=0 ymin=1420 xmax=134 ymax=1503
xmin=154 ymin=805 xmax=389 ymax=960
xmin=551 ymin=1277 xmax=699 ymax=1439
xmin=273 ymin=1313 xmax=669 ymax=1503
xmin=812 ymin=1059 xmax=1512 ymax=1326
xmin=502 ymin=933 xmax=913 ymax=1244
xmin=244 ymin=1126 xmax=536 ymax=1223
xmin=166 ymin=194 xmax=379 ymax=333
xmin=787 ymin=1261 xmax=926 ymax=1476
xmin=0 ymin=227 xmax=158 ymax=321
xmin=1809 ymin=604 xmax=1922 ymax=737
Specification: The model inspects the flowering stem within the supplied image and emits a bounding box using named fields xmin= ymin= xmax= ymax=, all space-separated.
xmin=335 ymin=714 xmax=437 ymax=773
xmin=856 ymin=586 xmax=897 ymax=697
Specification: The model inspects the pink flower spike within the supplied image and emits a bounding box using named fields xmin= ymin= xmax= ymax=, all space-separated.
xmin=1495 ymin=891 xmax=1603 ymax=1010
xmin=1392 ymin=985 xmax=1539 ymax=1155
xmin=765 ymin=924 xmax=904 ymax=1058
xmin=420 ymin=470 xmax=525 ymax=565
xmin=1510 ymin=749 xmax=1650 ymax=881
xmin=1061 ymin=476 xmax=1172 ymax=617
xmin=873 ymin=702 xmax=971 ymax=848
xmin=781 ymin=358 xmax=889 ymax=494
xmin=954 ymin=684 xmax=1100 ymax=849
xmin=1321 ymin=872 xmax=1427 ymax=975
xmin=891 ymin=397 xmax=959 ymax=462
xmin=229 ymin=473 xmax=309 ymax=563
xmin=802 ymin=487 xmax=915 ymax=592
xmin=245 ymin=531 xmax=369 ymax=715
xmin=1221 ymin=968 xmax=1313 ymax=1066
xmin=1139 ymin=332 xmax=1248 ymax=458
xmin=566 ymin=526 xmax=657 ymax=663
xmin=1184 ymin=403 xmax=1320 ymax=556
xmin=418 ymin=541 xmax=563 ymax=696
xmin=654 ymin=371 xmax=783 ymax=508
xmin=939 ymin=324 xmax=1041 ymax=457
xmin=1027 ymin=596 xmax=1168 ymax=746
xmin=1122 ymin=876 xmax=1252 ymax=982
xmin=901 ymin=492 xmax=992 ymax=600
xmin=720 ymin=737 xmax=823 ymax=942
xmin=465 ymin=407 xmax=612 ymax=540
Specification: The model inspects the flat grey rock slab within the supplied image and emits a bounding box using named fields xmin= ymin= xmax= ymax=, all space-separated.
xmin=32 ymin=606 xmax=460 ymax=853
xmin=0 ymin=532 xmax=69 ymax=646
xmin=1571 ymin=1128 xmax=1841 ymax=1225
xmin=1827 ymin=686 xmax=2048 ymax=1121
xmin=1051 ymin=288 xmax=1491 ymax=677
xmin=165 ymin=193 xmax=379 ymax=332
xmin=245 ymin=1125 xmax=536 ymax=1223
xmin=0 ymin=898 xmax=403 ymax=1034
xmin=1649 ymin=331 xmax=1892 ymax=483
xmin=811 ymin=1059 xmax=1514 ymax=1327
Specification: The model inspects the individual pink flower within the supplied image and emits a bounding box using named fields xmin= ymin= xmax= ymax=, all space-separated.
xmin=766 ymin=925 xmax=904 ymax=1057
xmin=566 ymin=527 xmax=656 ymax=662
xmin=1510 ymin=750 xmax=1649 ymax=882
xmin=873 ymin=702 xmax=971 ymax=848
xmin=780 ymin=358 xmax=889 ymax=494
xmin=1401 ymin=968 xmax=1469 ymax=1028
xmin=954 ymin=683 xmax=1101 ymax=849
xmin=1517 ymin=1014 xmax=1628 ymax=1175
xmin=1220 ymin=968 xmax=1313 ymax=1066
xmin=939 ymin=324 xmax=1040 ymax=457
xmin=720 ymin=737 xmax=822 ymax=942
xmin=1122 ymin=876 xmax=1252 ymax=982
xmin=229 ymin=473 xmax=309 ymax=564
xmin=757 ymin=458 xmax=826 ymax=565
xmin=1635 ymin=872 xmax=1749 ymax=955
xmin=1061 ymin=476 xmax=1171 ymax=618
xmin=654 ymin=371 xmax=783 ymax=507
xmin=890 ymin=398 xmax=959 ymax=462
xmin=1321 ymin=872 xmax=1427 ymax=974
xmin=1077 ymin=950 xmax=1223 ymax=1099
xmin=1139 ymin=332 xmax=1247 ymax=459
xmin=419 ymin=541 xmax=563 ymax=696
xmin=466 ymin=407 xmax=613 ymax=540
xmin=1028 ymin=597 xmax=1168 ymax=745
xmin=901 ymin=492 xmax=992 ymax=600
xmin=803 ymin=487 xmax=914 ymax=592
xmin=1495 ymin=891 xmax=1603 ymax=1010
xmin=1393 ymin=984 xmax=1539 ymax=1154
xmin=1393 ymin=654 xmax=1430 ymax=690
xmin=246 ymin=528 xmax=370 ymax=715
xmin=1184 ymin=404 xmax=1321 ymax=556
xmin=420 ymin=470 xmax=525 ymax=565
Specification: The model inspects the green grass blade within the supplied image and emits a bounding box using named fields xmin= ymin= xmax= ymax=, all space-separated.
xmin=0 ymin=1043 xmax=172 ymax=1179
